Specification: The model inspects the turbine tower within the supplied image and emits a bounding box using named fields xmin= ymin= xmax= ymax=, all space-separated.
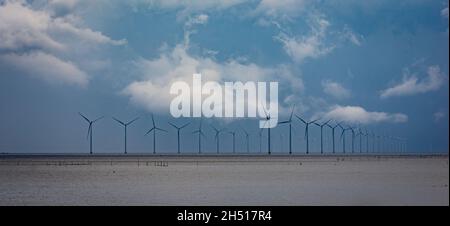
xmin=313 ymin=119 xmax=331 ymax=154
xmin=258 ymin=129 xmax=263 ymax=154
xmin=145 ymin=114 xmax=167 ymax=154
xmin=296 ymin=115 xmax=319 ymax=154
xmin=349 ymin=126 xmax=356 ymax=153
xmin=363 ymin=129 xmax=369 ymax=153
xmin=326 ymin=121 xmax=342 ymax=154
xmin=112 ymin=116 xmax=139 ymax=154
xmin=240 ymin=127 xmax=250 ymax=153
xmin=79 ymin=112 xmax=104 ymax=155
xmin=339 ymin=124 xmax=351 ymax=154
xmin=168 ymin=122 xmax=190 ymax=154
xmin=192 ymin=119 xmax=206 ymax=154
xmin=356 ymin=128 xmax=364 ymax=153
xmin=370 ymin=131 xmax=376 ymax=153
xmin=279 ymin=106 xmax=295 ymax=154
xmin=228 ymin=130 xmax=236 ymax=154
xmin=211 ymin=125 xmax=225 ymax=154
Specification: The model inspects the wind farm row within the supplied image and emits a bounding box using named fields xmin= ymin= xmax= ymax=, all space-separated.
xmin=78 ymin=108 xmax=407 ymax=155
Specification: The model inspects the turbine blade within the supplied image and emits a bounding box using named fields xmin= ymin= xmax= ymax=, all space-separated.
xmin=93 ymin=116 xmax=104 ymax=123
xmin=168 ymin=122 xmax=178 ymax=129
xmin=126 ymin=117 xmax=139 ymax=125
xmin=180 ymin=122 xmax=190 ymax=129
xmin=210 ymin=125 xmax=218 ymax=132
xmin=156 ymin=127 xmax=168 ymax=133
xmin=263 ymin=120 xmax=269 ymax=128
xmin=289 ymin=105 xmax=295 ymax=121
xmin=279 ymin=120 xmax=290 ymax=124
xmin=260 ymin=101 xmax=269 ymax=118
xmin=295 ymin=115 xmax=307 ymax=124
xmin=145 ymin=127 xmax=155 ymax=135
xmin=113 ymin=117 xmax=125 ymax=126
xmin=304 ymin=126 xmax=308 ymax=139
xmin=86 ymin=124 xmax=92 ymax=139
xmin=79 ymin=112 xmax=90 ymax=123
xmin=151 ymin=113 xmax=155 ymax=126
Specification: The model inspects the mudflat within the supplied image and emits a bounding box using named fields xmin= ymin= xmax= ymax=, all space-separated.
xmin=0 ymin=155 xmax=448 ymax=205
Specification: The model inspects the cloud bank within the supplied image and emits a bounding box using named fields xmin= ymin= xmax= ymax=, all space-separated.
xmin=316 ymin=105 xmax=408 ymax=124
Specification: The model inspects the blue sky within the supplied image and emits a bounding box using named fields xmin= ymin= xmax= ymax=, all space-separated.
xmin=0 ymin=0 xmax=448 ymax=154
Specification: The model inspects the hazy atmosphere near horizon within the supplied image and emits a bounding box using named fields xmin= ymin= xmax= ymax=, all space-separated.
xmin=0 ymin=0 xmax=448 ymax=154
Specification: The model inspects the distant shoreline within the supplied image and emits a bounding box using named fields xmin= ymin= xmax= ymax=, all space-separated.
xmin=1 ymin=153 xmax=448 ymax=158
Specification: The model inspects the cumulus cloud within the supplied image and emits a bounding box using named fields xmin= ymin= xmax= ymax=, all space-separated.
xmin=122 ymin=43 xmax=299 ymax=114
xmin=380 ymin=65 xmax=447 ymax=99
xmin=321 ymin=80 xmax=351 ymax=99
xmin=0 ymin=1 xmax=125 ymax=51
xmin=0 ymin=51 xmax=88 ymax=86
xmin=275 ymin=14 xmax=335 ymax=63
xmin=316 ymin=105 xmax=408 ymax=124
xmin=0 ymin=0 xmax=126 ymax=86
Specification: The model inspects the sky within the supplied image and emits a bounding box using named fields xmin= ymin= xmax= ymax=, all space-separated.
xmin=0 ymin=0 xmax=448 ymax=154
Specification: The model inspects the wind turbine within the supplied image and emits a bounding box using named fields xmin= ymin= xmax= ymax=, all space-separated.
xmin=296 ymin=115 xmax=319 ymax=154
xmin=79 ymin=112 xmax=104 ymax=155
xmin=346 ymin=126 xmax=356 ymax=153
xmin=339 ymin=124 xmax=351 ymax=154
xmin=326 ymin=121 xmax=342 ymax=154
xmin=228 ymin=130 xmax=236 ymax=154
xmin=313 ymin=119 xmax=331 ymax=154
xmin=279 ymin=106 xmax=295 ymax=155
xmin=356 ymin=128 xmax=364 ymax=153
xmin=192 ymin=119 xmax=206 ymax=154
xmin=364 ymin=129 xmax=369 ymax=153
xmin=240 ymin=127 xmax=250 ymax=153
xmin=145 ymin=114 xmax=167 ymax=154
xmin=112 ymin=116 xmax=139 ymax=154
xmin=260 ymin=103 xmax=276 ymax=155
xmin=211 ymin=125 xmax=226 ymax=154
xmin=168 ymin=122 xmax=190 ymax=154
xmin=370 ymin=131 xmax=376 ymax=153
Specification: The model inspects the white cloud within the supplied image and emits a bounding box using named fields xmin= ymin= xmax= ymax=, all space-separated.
xmin=316 ymin=105 xmax=408 ymax=124
xmin=253 ymin=0 xmax=307 ymax=19
xmin=275 ymin=14 xmax=335 ymax=63
xmin=0 ymin=1 xmax=64 ymax=51
xmin=380 ymin=65 xmax=447 ymax=98
xmin=434 ymin=110 xmax=446 ymax=122
xmin=185 ymin=14 xmax=209 ymax=27
xmin=128 ymin=0 xmax=246 ymax=19
xmin=0 ymin=1 xmax=125 ymax=51
xmin=321 ymin=80 xmax=351 ymax=99
xmin=340 ymin=25 xmax=364 ymax=46
xmin=122 ymin=43 xmax=300 ymax=114
xmin=0 ymin=0 xmax=125 ymax=86
xmin=0 ymin=51 xmax=88 ymax=86
xmin=442 ymin=6 xmax=449 ymax=20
